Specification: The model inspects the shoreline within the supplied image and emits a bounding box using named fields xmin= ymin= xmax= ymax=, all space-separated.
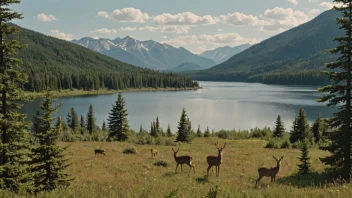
xmin=24 ymin=87 xmax=200 ymax=99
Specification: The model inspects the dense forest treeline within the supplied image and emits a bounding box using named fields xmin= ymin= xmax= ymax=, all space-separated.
xmin=11 ymin=24 xmax=198 ymax=91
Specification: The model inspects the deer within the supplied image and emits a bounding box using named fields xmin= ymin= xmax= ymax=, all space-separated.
xmin=151 ymin=148 xmax=158 ymax=157
xmin=255 ymin=155 xmax=284 ymax=187
xmin=172 ymin=148 xmax=195 ymax=174
xmin=206 ymin=141 xmax=226 ymax=177
xmin=94 ymin=149 xmax=106 ymax=156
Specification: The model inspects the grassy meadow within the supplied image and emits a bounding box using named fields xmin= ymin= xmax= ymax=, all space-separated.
xmin=9 ymin=137 xmax=349 ymax=198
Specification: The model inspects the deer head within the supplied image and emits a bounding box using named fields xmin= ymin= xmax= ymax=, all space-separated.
xmin=215 ymin=141 xmax=226 ymax=156
xmin=273 ymin=155 xmax=284 ymax=167
xmin=172 ymin=148 xmax=179 ymax=157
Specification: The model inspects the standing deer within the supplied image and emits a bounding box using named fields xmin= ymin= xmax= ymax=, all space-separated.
xmin=255 ymin=155 xmax=284 ymax=187
xmin=206 ymin=141 xmax=226 ymax=177
xmin=172 ymin=148 xmax=195 ymax=174
xmin=151 ymin=148 xmax=158 ymax=157
xmin=94 ymin=149 xmax=106 ymax=156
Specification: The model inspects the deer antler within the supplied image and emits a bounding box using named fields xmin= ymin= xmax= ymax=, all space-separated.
xmin=273 ymin=156 xmax=278 ymax=161
xmin=222 ymin=142 xmax=226 ymax=149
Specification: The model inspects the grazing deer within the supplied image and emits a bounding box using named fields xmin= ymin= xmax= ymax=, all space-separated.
xmin=151 ymin=148 xmax=158 ymax=157
xmin=94 ymin=149 xmax=106 ymax=156
xmin=255 ymin=155 xmax=284 ymax=187
xmin=172 ymin=148 xmax=195 ymax=174
xmin=206 ymin=141 xmax=226 ymax=177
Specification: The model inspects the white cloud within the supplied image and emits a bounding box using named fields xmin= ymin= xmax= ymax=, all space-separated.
xmin=221 ymin=12 xmax=270 ymax=27
xmin=97 ymin=8 xmax=149 ymax=23
xmin=118 ymin=27 xmax=137 ymax=31
xmin=36 ymin=14 xmax=57 ymax=22
xmin=319 ymin=2 xmax=344 ymax=10
xmin=89 ymin=28 xmax=117 ymax=35
xmin=153 ymin=12 xmax=218 ymax=26
xmin=308 ymin=8 xmax=320 ymax=15
xmin=50 ymin=30 xmax=73 ymax=41
xmin=287 ymin=0 xmax=298 ymax=6
xmin=139 ymin=26 xmax=190 ymax=34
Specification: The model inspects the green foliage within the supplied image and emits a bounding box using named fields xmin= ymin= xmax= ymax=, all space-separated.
xmin=108 ymin=93 xmax=130 ymax=141
xmin=265 ymin=138 xmax=281 ymax=149
xmin=0 ymin=1 xmax=33 ymax=192
xmin=289 ymin=108 xmax=311 ymax=143
xmin=31 ymin=91 xmax=72 ymax=192
xmin=66 ymin=107 xmax=79 ymax=131
xmin=318 ymin=2 xmax=352 ymax=181
xmin=298 ymin=139 xmax=311 ymax=175
xmin=153 ymin=160 xmax=169 ymax=167
xmin=281 ymin=139 xmax=292 ymax=149
xmin=274 ymin=115 xmax=285 ymax=138
xmin=176 ymin=108 xmax=192 ymax=143
xmin=204 ymin=126 xmax=211 ymax=137
xmin=216 ymin=127 xmax=272 ymax=140
xmin=80 ymin=115 xmax=85 ymax=129
xmin=123 ymin=146 xmax=138 ymax=154
xmin=102 ymin=121 xmax=107 ymax=131
xmin=311 ymin=113 xmax=326 ymax=144
xmin=150 ymin=119 xmax=158 ymax=138
xmin=205 ymin=185 xmax=222 ymax=198
xmin=166 ymin=124 xmax=172 ymax=137
xmin=86 ymin=104 xmax=96 ymax=134
xmin=196 ymin=125 xmax=203 ymax=137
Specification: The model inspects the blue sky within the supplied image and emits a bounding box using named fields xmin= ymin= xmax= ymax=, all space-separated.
xmin=11 ymin=0 xmax=336 ymax=53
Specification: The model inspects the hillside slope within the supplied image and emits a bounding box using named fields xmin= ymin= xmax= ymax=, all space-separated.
xmin=167 ymin=62 xmax=203 ymax=73
xmin=199 ymin=44 xmax=251 ymax=64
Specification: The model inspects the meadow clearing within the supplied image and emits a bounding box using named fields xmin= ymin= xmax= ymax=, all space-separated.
xmin=10 ymin=137 xmax=348 ymax=198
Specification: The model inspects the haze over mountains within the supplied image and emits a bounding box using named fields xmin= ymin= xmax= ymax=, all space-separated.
xmin=72 ymin=37 xmax=216 ymax=70
xmin=199 ymin=44 xmax=252 ymax=64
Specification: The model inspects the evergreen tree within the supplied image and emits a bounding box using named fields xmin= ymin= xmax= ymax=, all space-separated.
xmin=108 ymin=93 xmax=130 ymax=141
xmin=150 ymin=119 xmax=158 ymax=137
xmin=176 ymin=108 xmax=192 ymax=143
xmin=139 ymin=125 xmax=143 ymax=134
xmin=318 ymin=1 xmax=352 ymax=181
xmin=311 ymin=114 xmax=325 ymax=143
xmin=66 ymin=107 xmax=79 ymax=131
xmin=204 ymin=126 xmax=211 ymax=137
xmin=156 ymin=116 xmax=160 ymax=134
xmin=167 ymin=124 xmax=172 ymax=137
xmin=0 ymin=0 xmax=33 ymax=192
xmin=80 ymin=115 xmax=85 ymax=129
xmin=298 ymin=139 xmax=311 ymax=175
xmin=31 ymin=92 xmax=72 ymax=192
xmin=196 ymin=125 xmax=203 ymax=137
xmin=32 ymin=110 xmax=41 ymax=133
xmin=86 ymin=104 xmax=96 ymax=134
xmin=102 ymin=121 xmax=107 ymax=131
xmin=55 ymin=116 xmax=63 ymax=130
xmin=289 ymin=108 xmax=310 ymax=143
xmin=273 ymin=115 xmax=285 ymax=138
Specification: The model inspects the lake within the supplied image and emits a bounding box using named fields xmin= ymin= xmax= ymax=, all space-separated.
xmin=21 ymin=81 xmax=336 ymax=132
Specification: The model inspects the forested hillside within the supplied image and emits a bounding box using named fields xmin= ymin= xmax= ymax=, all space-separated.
xmin=187 ymin=9 xmax=342 ymax=85
xmin=10 ymin=25 xmax=198 ymax=91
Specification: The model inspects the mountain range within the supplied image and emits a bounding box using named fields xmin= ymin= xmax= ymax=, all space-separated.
xmin=72 ymin=37 xmax=216 ymax=70
xmin=199 ymin=44 xmax=252 ymax=64
xmin=186 ymin=9 xmax=343 ymax=85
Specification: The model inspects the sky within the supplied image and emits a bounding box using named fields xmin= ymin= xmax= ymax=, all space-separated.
xmin=10 ymin=0 xmax=338 ymax=54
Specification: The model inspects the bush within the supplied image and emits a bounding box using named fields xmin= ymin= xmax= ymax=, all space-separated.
xmin=164 ymin=138 xmax=176 ymax=146
xmin=281 ymin=139 xmax=292 ymax=149
xmin=265 ymin=138 xmax=280 ymax=149
xmin=292 ymin=141 xmax=303 ymax=149
xmin=153 ymin=160 xmax=169 ymax=167
xmin=123 ymin=146 xmax=138 ymax=154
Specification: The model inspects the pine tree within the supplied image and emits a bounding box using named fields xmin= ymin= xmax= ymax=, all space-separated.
xmin=150 ymin=119 xmax=158 ymax=137
xmin=167 ymin=124 xmax=172 ymax=137
xmin=289 ymin=108 xmax=310 ymax=143
xmin=86 ymin=104 xmax=96 ymax=134
xmin=80 ymin=115 xmax=85 ymax=128
xmin=66 ymin=107 xmax=79 ymax=131
xmin=312 ymin=114 xmax=326 ymax=143
xmin=55 ymin=116 xmax=63 ymax=130
xmin=0 ymin=0 xmax=33 ymax=192
xmin=31 ymin=92 xmax=72 ymax=192
xmin=32 ymin=110 xmax=41 ymax=133
xmin=139 ymin=125 xmax=143 ymax=134
xmin=318 ymin=1 xmax=352 ymax=181
xmin=102 ymin=121 xmax=107 ymax=131
xmin=156 ymin=116 xmax=160 ymax=135
xmin=204 ymin=126 xmax=211 ymax=137
xmin=176 ymin=108 xmax=192 ymax=143
xmin=298 ymin=139 xmax=311 ymax=175
xmin=196 ymin=125 xmax=203 ymax=137
xmin=108 ymin=93 xmax=130 ymax=141
xmin=273 ymin=115 xmax=285 ymax=138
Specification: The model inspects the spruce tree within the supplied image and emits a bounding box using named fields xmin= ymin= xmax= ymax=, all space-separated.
xmin=150 ymin=119 xmax=158 ymax=137
xmin=156 ymin=116 xmax=160 ymax=134
xmin=66 ymin=107 xmax=79 ymax=131
xmin=102 ymin=121 xmax=107 ymax=131
xmin=176 ymin=108 xmax=192 ymax=143
xmin=273 ymin=115 xmax=285 ymax=138
xmin=139 ymin=125 xmax=143 ymax=134
xmin=80 ymin=115 xmax=85 ymax=128
xmin=167 ymin=124 xmax=172 ymax=137
xmin=196 ymin=125 xmax=203 ymax=137
xmin=312 ymin=114 xmax=325 ymax=143
xmin=289 ymin=108 xmax=310 ymax=143
xmin=108 ymin=93 xmax=130 ymax=141
xmin=204 ymin=126 xmax=211 ymax=137
xmin=318 ymin=1 xmax=352 ymax=181
xmin=31 ymin=92 xmax=72 ymax=192
xmin=55 ymin=116 xmax=63 ymax=130
xmin=298 ymin=139 xmax=311 ymax=175
xmin=86 ymin=104 xmax=96 ymax=134
xmin=0 ymin=0 xmax=33 ymax=192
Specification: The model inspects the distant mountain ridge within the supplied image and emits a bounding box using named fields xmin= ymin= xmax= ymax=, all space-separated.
xmin=199 ymin=44 xmax=252 ymax=64
xmin=72 ymin=37 xmax=216 ymax=70
xmin=167 ymin=62 xmax=203 ymax=73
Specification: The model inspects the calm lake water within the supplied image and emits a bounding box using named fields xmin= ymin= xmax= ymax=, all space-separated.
xmin=21 ymin=81 xmax=336 ymax=132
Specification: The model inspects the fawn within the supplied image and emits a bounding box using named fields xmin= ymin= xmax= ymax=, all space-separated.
xmin=94 ymin=149 xmax=106 ymax=156
xmin=255 ymin=155 xmax=284 ymax=187
xmin=151 ymin=148 xmax=158 ymax=157
xmin=206 ymin=141 xmax=226 ymax=177
xmin=172 ymin=148 xmax=195 ymax=174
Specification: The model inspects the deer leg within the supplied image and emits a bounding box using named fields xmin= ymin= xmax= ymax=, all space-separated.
xmin=207 ymin=165 xmax=213 ymax=176
xmin=255 ymin=176 xmax=263 ymax=187
xmin=175 ymin=164 xmax=179 ymax=173
xmin=273 ymin=176 xmax=276 ymax=183
xmin=188 ymin=163 xmax=195 ymax=174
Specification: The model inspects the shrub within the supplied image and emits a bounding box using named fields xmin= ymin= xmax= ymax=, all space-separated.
xmin=292 ymin=141 xmax=303 ymax=149
xmin=281 ymin=139 xmax=292 ymax=149
xmin=164 ymin=138 xmax=176 ymax=146
xmin=265 ymin=138 xmax=280 ymax=149
xmin=153 ymin=160 xmax=169 ymax=167
xmin=123 ymin=146 xmax=138 ymax=154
